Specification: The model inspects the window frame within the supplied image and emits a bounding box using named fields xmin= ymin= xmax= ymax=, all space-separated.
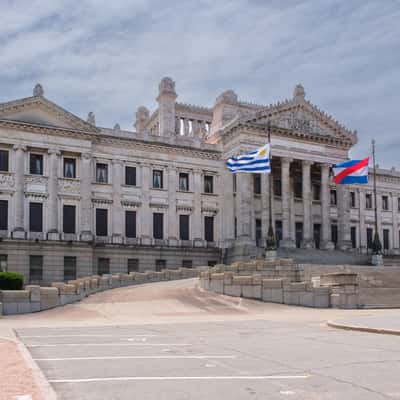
xmin=152 ymin=169 xmax=164 ymax=189
xmin=96 ymin=208 xmax=108 ymax=237
xmin=64 ymin=256 xmax=77 ymax=281
xmin=29 ymin=202 xmax=43 ymax=232
xmin=179 ymin=214 xmax=190 ymax=241
xmin=125 ymin=166 xmax=137 ymax=186
xmin=204 ymin=215 xmax=214 ymax=242
xmin=153 ymin=212 xmax=164 ymax=239
xmin=178 ymin=172 xmax=189 ymax=192
xmin=204 ymin=175 xmax=214 ymax=194
xmin=96 ymin=163 xmax=109 ymax=184
xmin=0 ymin=149 xmax=9 ymax=172
xmin=125 ymin=210 xmax=137 ymax=238
xmin=63 ymin=204 xmax=76 ymax=234
xmin=29 ymin=153 xmax=44 ymax=175
xmin=63 ymin=157 xmax=76 ymax=179
xmin=0 ymin=199 xmax=8 ymax=230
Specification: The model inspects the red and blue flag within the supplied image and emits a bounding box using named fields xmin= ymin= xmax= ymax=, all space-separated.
xmin=332 ymin=157 xmax=369 ymax=185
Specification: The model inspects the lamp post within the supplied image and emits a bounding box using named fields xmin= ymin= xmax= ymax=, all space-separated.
xmin=265 ymin=122 xmax=277 ymax=259
xmin=371 ymin=139 xmax=383 ymax=266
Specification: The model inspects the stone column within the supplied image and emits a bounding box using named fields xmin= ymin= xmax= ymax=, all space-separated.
xmin=140 ymin=163 xmax=151 ymax=245
xmin=280 ymin=157 xmax=295 ymax=248
xmin=221 ymin=170 xmax=235 ymax=247
xmin=337 ymin=184 xmax=352 ymax=250
xmin=80 ymin=152 xmax=93 ymax=241
xmin=47 ymin=149 xmax=60 ymax=240
xmin=320 ymin=164 xmax=334 ymax=250
xmin=167 ymin=166 xmax=178 ymax=245
xmin=112 ymin=159 xmax=123 ymax=244
xmin=261 ymin=173 xmax=269 ymax=244
xmin=301 ymin=160 xmax=313 ymax=248
xmin=192 ymin=169 xmax=203 ymax=246
xmin=359 ymin=189 xmax=367 ymax=253
xmin=12 ymin=144 xmax=26 ymax=239
xmin=236 ymin=173 xmax=252 ymax=244
xmin=392 ymin=193 xmax=399 ymax=253
xmin=156 ymin=77 xmax=177 ymax=136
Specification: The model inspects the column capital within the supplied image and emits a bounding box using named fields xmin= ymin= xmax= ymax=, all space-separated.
xmin=48 ymin=148 xmax=61 ymax=156
xmin=280 ymin=157 xmax=293 ymax=165
xmin=13 ymin=144 xmax=27 ymax=152
xmin=81 ymin=152 xmax=92 ymax=160
xmin=111 ymin=158 xmax=123 ymax=166
xmin=320 ymin=163 xmax=332 ymax=171
xmin=301 ymin=159 xmax=313 ymax=167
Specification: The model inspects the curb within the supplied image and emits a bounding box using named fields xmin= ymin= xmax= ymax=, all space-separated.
xmin=327 ymin=320 xmax=400 ymax=336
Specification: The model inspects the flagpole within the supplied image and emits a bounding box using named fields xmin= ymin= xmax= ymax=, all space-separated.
xmin=266 ymin=122 xmax=277 ymax=256
xmin=371 ymin=139 xmax=383 ymax=263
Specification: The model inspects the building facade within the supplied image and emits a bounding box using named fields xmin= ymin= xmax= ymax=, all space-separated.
xmin=0 ymin=78 xmax=398 ymax=284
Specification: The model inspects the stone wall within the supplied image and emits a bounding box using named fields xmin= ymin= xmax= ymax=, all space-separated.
xmin=0 ymin=268 xmax=200 ymax=316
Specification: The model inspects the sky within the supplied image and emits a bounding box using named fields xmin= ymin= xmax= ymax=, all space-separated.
xmin=1 ymin=0 xmax=399 ymax=167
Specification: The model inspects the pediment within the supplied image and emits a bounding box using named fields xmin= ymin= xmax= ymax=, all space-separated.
xmin=0 ymin=95 xmax=98 ymax=133
xmin=245 ymin=99 xmax=357 ymax=144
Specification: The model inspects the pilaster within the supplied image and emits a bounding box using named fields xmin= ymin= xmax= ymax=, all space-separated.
xmin=192 ymin=169 xmax=203 ymax=245
xmin=167 ymin=166 xmax=178 ymax=245
xmin=112 ymin=159 xmax=123 ymax=244
xmin=301 ymin=160 xmax=313 ymax=248
xmin=80 ymin=152 xmax=93 ymax=242
xmin=337 ymin=184 xmax=352 ymax=251
xmin=12 ymin=144 xmax=26 ymax=239
xmin=140 ymin=163 xmax=151 ymax=244
xmin=47 ymin=148 xmax=61 ymax=240
xmin=280 ymin=157 xmax=295 ymax=248
xmin=320 ymin=163 xmax=334 ymax=250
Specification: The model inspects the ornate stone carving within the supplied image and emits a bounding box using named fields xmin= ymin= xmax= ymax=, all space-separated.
xmin=58 ymin=178 xmax=80 ymax=194
xmin=33 ymin=83 xmax=44 ymax=97
xmin=0 ymin=174 xmax=15 ymax=189
xmin=87 ymin=112 xmax=96 ymax=125
xmin=159 ymin=77 xmax=176 ymax=95
xmin=135 ymin=106 xmax=150 ymax=132
xmin=216 ymin=90 xmax=238 ymax=105
xmin=25 ymin=175 xmax=48 ymax=193
xmin=293 ymin=84 xmax=305 ymax=101
xmin=113 ymin=123 xmax=121 ymax=131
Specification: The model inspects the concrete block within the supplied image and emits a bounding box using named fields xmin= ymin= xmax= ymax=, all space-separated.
xmin=320 ymin=273 xmax=358 ymax=286
xmin=3 ymin=302 xmax=17 ymax=315
xmin=25 ymin=285 xmax=41 ymax=302
xmin=16 ymin=302 xmax=32 ymax=314
xmin=60 ymin=294 xmax=75 ymax=305
xmin=40 ymin=287 xmax=59 ymax=310
xmin=262 ymin=279 xmax=283 ymax=289
xmin=313 ymin=288 xmax=330 ymax=308
xmin=0 ymin=302 xmax=2 ymax=316
xmin=210 ymin=279 xmax=224 ymax=294
xmin=224 ymin=284 xmax=241 ymax=297
xmin=30 ymin=302 xmax=41 ymax=312
xmin=262 ymin=287 xmax=283 ymax=303
xmin=232 ymin=275 xmax=252 ymax=285
xmin=242 ymin=284 xmax=261 ymax=299
xmin=298 ymin=291 xmax=314 ymax=307
xmin=223 ymin=272 xmax=234 ymax=285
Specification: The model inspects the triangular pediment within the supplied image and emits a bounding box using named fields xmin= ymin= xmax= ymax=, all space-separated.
xmin=0 ymin=95 xmax=98 ymax=133
xmin=244 ymin=98 xmax=357 ymax=144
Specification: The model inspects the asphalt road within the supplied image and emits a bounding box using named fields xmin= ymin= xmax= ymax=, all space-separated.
xmin=17 ymin=318 xmax=400 ymax=399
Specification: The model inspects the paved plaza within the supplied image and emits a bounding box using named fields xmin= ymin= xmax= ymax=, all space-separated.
xmin=1 ymin=279 xmax=400 ymax=399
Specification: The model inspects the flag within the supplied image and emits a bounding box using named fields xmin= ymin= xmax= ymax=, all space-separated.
xmin=333 ymin=157 xmax=369 ymax=184
xmin=226 ymin=144 xmax=270 ymax=173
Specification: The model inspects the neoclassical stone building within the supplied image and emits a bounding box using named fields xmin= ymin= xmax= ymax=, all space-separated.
xmin=0 ymin=78 xmax=398 ymax=284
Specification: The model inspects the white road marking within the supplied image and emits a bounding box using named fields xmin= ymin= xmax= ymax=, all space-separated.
xmin=19 ymin=334 xmax=160 ymax=338
xmin=16 ymin=396 xmax=32 ymax=400
xmin=280 ymin=390 xmax=296 ymax=395
xmin=34 ymin=355 xmax=237 ymax=361
xmin=27 ymin=343 xmax=191 ymax=348
xmin=49 ymin=375 xmax=310 ymax=383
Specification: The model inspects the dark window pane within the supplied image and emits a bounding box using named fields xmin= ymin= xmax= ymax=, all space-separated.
xmin=350 ymin=192 xmax=356 ymax=208
xmin=179 ymin=173 xmax=189 ymax=191
xmin=125 ymin=166 xmax=137 ymax=186
xmin=96 ymin=163 xmax=108 ymax=183
xmin=125 ymin=211 xmax=136 ymax=238
xmin=182 ymin=260 xmax=192 ymax=268
xmin=313 ymin=184 xmax=321 ymax=201
xmin=30 ymin=255 xmax=43 ymax=282
xmin=127 ymin=259 xmax=139 ymax=273
xmin=0 ymin=200 xmax=8 ymax=230
xmin=253 ymin=174 xmax=261 ymax=195
xmin=330 ymin=190 xmax=337 ymax=205
xmin=96 ymin=209 xmax=108 ymax=236
xmin=155 ymin=259 xmax=166 ymax=271
xmin=0 ymin=150 xmax=9 ymax=172
xmin=64 ymin=256 xmax=77 ymax=281
xmin=331 ymin=224 xmax=338 ymax=246
xmin=30 ymin=154 xmax=43 ymax=175
xmin=383 ymin=229 xmax=390 ymax=250
xmin=179 ymin=215 xmax=189 ymax=240
xmin=366 ymin=194 xmax=372 ymax=209
xmin=294 ymin=181 xmax=302 ymax=198
xmin=351 ymin=226 xmax=357 ymax=248
xmin=274 ymin=179 xmax=282 ymax=196
xmin=98 ymin=258 xmax=110 ymax=275
xmin=63 ymin=205 xmax=76 ymax=234
xmin=382 ymin=196 xmax=389 ymax=211
xmin=153 ymin=213 xmax=163 ymax=239
xmin=367 ymin=228 xmax=373 ymax=248
xmin=29 ymin=202 xmax=43 ymax=232
xmin=153 ymin=170 xmax=163 ymax=188
xmin=63 ymin=158 xmax=76 ymax=178
xmin=204 ymin=176 xmax=213 ymax=193
xmin=204 ymin=216 xmax=214 ymax=242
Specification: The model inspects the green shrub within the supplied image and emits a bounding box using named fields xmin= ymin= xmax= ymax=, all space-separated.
xmin=0 ymin=272 xmax=24 ymax=290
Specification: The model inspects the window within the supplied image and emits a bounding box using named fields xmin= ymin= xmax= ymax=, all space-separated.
xmin=0 ymin=200 xmax=7 ymax=230
xmin=128 ymin=259 xmax=139 ymax=273
xmin=182 ymin=260 xmax=193 ymax=268
xmin=153 ymin=213 xmax=163 ymax=239
xmin=274 ymin=178 xmax=282 ymax=197
xmin=96 ymin=163 xmax=108 ymax=183
xmin=255 ymin=218 xmax=262 ymax=244
xmin=204 ymin=175 xmax=214 ymax=193
xmin=30 ymin=255 xmax=43 ymax=282
xmin=295 ymin=222 xmax=303 ymax=248
xmin=64 ymin=256 xmax=77 ymax=281
xmin=155 ymin=259 xmax=166 ymax=271
xmin=96 ymin=208 xmax=108 ymax=236
xmin=125 ymin=166 xmax=136 ymax=186
xmin=330 ymin=190 xmax=337 ymax=205
xmin=208 ymin=260 xmax=217 ymax=267
xmin=383 ymin=229 xmax=390 ymax=251
xmin=350 ymin=226 xmax=357 ymax=248
xmin=204 ymin=216 xmax=214 ymax=242
xmin=63 ymin=205 xmax=76 ymax=234
xmin=294 ymin=180 xmax=302 ymax=199
xmin=98 ymin=258 xmax=110 ymax=275
xmin=125 ymin=211 xmax=136 ymax=238
xmin=0 ymin=255 xmax=7 ymax=272
xmin=233 ymin=174 xmax=237 ymax=193
xmin=331 ymin=224 xmax=338 ymax=246
xmin=63 ymin=158 xmax=76 ymax=178
xmin=367 ymin=228 xmax=373 ymax=249
xmin=30 ymin=154 xmax=43 ymax=175
xmin=0 ymin=150 xmax=9 ymax=172
xmin=29 ymin=202 xmax=43 ymax=232
xmin=382 ymin=195 xmax=389 ymax=211
xmin=350 ymin=192 xmax=356 ymax=208
xmin=398 ymin=198 xmax=400 ymax=212
xmin=179 ymin=215 xmax=189 ymax=240
xmin=179 ymin=173 xmax=189 ymax=191
xmin=313 ymin=184 xmax=321 ymax=201
xmin=275 ymin=220 xmax=282 ymax=245
xmin=366 ymin=194 xmax=372 ymax=209
xmin=253 ymin=174 xmax=261 ymax=195
xmin=153 ymin=170 xmax=163 ymax=189
xmin=234 ymin=217 xmax=237 ymax=238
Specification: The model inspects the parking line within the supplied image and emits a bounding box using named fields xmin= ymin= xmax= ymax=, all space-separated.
xmin=34 ymin=355 xmax=237 ymax=361
xmin=49 ymin=375 xmax=310 ymax=383
xmin=27 ymin=343 xmax=192 ymax=348
xmin=19 ymin=334 xmax=161 ymax=338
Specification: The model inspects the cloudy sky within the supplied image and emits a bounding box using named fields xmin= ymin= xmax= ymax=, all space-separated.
xmin=1 ymin=0 xmax=399 ymax=167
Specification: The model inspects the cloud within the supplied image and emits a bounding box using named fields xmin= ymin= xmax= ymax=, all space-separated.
xmin=0 ymin=0 xmax=399 ymax=167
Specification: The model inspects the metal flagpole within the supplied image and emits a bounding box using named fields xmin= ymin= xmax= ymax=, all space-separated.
xmin=265 ymin=122 xmax=277 ymax=256
xmin=371 ymin=139 xmax=383 ymax=262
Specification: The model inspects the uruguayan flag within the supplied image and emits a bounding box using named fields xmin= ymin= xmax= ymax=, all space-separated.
xmin=226 ymin=144 xmax=271 ymax=173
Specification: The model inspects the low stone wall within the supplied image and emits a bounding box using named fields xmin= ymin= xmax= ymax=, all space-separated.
xmin=200 ymin=259 xmax=360 ymax=309
xmin=0 ymin=268 xmax=200 ymax=316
